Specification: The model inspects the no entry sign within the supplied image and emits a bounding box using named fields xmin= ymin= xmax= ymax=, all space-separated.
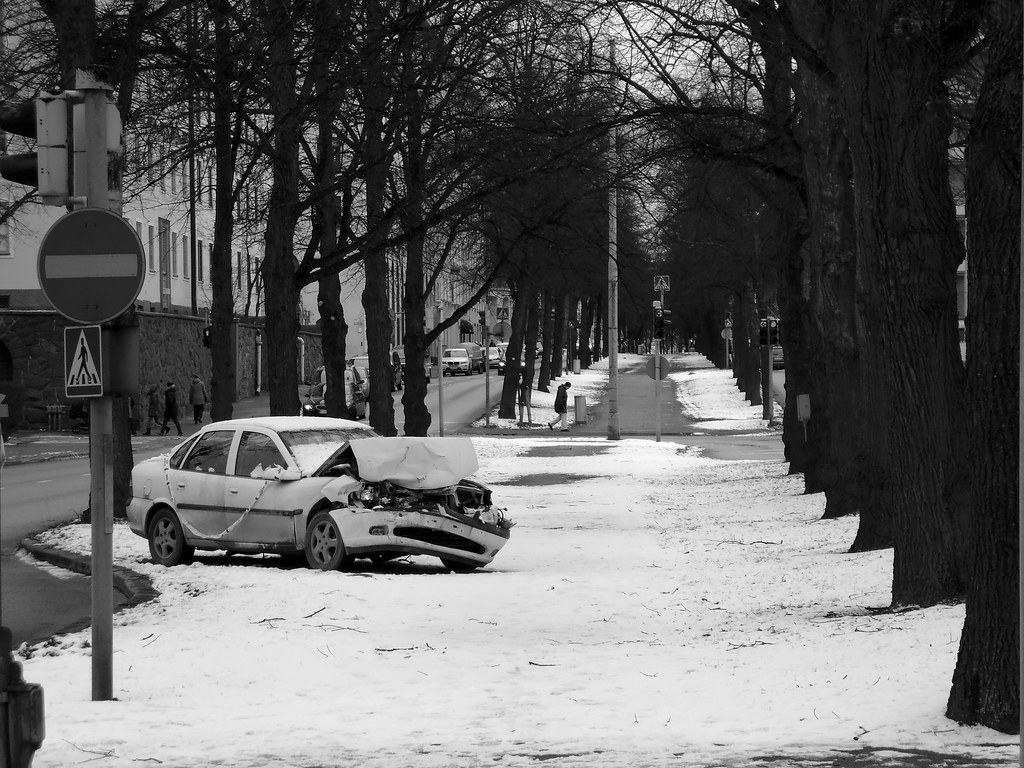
xmin=38 ymin=208 xmax=145 ymax=324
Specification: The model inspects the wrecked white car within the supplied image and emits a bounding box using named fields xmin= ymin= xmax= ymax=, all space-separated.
xmin=126 ymin=416 xmax=512 ymax=572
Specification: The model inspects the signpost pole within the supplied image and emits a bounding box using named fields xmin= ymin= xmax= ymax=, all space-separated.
xmin=435 ymin=304 xmax=444 ymax=437
xmin=78 ymin=71 xmax=114 ymax=702
xmin=482 ymin=312 xmax=490 ymax=428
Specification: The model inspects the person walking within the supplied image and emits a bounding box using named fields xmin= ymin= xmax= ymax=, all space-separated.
xmin=547 ymin=381 xmax=571 ymax=431
xmin=189 ymin=373 xmax=209 ymax=424
xmin=160 ymin=381 xmax=182 ymax=436
xmin=143 ymin=384 xmax=160 ymax=435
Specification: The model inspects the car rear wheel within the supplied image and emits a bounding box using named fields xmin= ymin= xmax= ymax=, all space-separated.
xmin=305 ymin=511 xmax=352 ymax=570
xmin=147 ymin=507 xmax=195 ymax=567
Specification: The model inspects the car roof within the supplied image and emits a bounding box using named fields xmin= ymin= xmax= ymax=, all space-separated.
xmin=198 ymin=416 xmax=371 ymax=432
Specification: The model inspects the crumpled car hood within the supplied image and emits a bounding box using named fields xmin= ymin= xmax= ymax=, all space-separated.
xmin=349 ymin=436 xmax=479 ymax=490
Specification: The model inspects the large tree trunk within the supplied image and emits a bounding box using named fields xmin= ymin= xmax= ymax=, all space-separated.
xmin=537 ymin=290 xmax=555 ymax=392
xmin=400 ymin=134 xmax=432 ymax=436
xmin=208 ymin=0 xmax=238 ymax=421
xmin=830 ymin=4 xmax=968 ymax=605
xmin=261 ymin=0 xmax=302 ymax=417
xmin=550 ymin=293 xmax=566 ymax=377
xmin=498 ymin=263 xmax=535 ymax=419
xmin=789 ymin=40 xmax=872 ymax=515
xmin=312 ymin=6 xmax=348 ymax=419
xmin=946 ymin=0 xmax=1020 ymax=732
xmin=360 ymin=0 xmax=396 ymax=436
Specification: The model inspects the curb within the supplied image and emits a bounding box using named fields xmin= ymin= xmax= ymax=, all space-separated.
xmin=19 ymin=535 xmax=159 ymax=606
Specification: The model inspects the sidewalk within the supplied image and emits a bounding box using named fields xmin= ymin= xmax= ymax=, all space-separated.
xmin=2 ymin=355 xmax=783 ymax=464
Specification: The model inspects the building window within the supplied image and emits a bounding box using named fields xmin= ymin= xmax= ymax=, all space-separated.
xmin=170 ymin=163 xmax=177 ymax=194
xmin=236 ymin=251 xmax=242 ymax=289
xmin=197 ymin=240 xmax=204 ymax=283
xmin=182 ymin=235 xmax=190 ymax=279
xmin=207 ymin=166 xmax=213 ymax=207
xmin=148 ymin=224 xmax=156 ymax=272
xmin=171 ymin=232 xmax=178 ymax=277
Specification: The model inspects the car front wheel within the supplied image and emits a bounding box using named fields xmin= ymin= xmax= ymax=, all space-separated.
xmin=305 ymin=511 xmax=352 ymax=570
xmin=148 ymin=507 xmax=195 ymax=567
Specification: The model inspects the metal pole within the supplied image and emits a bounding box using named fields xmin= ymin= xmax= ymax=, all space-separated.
xmin=78 ymin=72 xmax=114 ymax=701
xmin=435 ymin=304 xmax=444 ymax=437
xmin=483 ymin=318 xmax=491 ymax=427
xmin=1017 ymin=14 xmax=1023 ymax=759
xmin=607 ymin=39 xmax=620 ymax=441
xmin=654 ymin=337 xmax=661 ymax=443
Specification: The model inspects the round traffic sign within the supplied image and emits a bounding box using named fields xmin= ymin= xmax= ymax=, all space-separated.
xmin=645 ymin=355 xmax=670 ymax=380
xmin=37 ymin=208 xmax=146 ymax=324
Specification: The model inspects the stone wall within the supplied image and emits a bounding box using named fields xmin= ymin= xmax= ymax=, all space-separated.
xmin=0 ymin=309 xmax=322 ymax=431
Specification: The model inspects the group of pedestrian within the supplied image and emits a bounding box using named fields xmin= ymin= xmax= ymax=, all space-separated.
xmin=142 ymin=374 xmax=208 ymax=436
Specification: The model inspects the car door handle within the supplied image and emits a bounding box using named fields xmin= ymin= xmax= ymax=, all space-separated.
xmin=228 ymin=488 xmax=239 ymax=494
xmin=176 ymin=481 xmax=186 ymax=488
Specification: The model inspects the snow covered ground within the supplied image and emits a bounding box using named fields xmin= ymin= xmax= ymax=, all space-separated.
xmin=22 ymin=355 xmax=1018 ymax=767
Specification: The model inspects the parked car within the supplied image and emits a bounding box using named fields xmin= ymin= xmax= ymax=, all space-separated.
xmin=301 ymin=366 xmax=365 ymax=420
xmin=442 ymin=342 xmax=485 ymax=375
xmin=127 ymin=417 xmax=513 ymax=571
xmin=487 ymin=345 xmax=501 ymax=369
xmin=349 ymin=353 xmax=403 ymax=392
xmin=392 ymin=345 xmax=431 ymax=383
xmin=495 ymin=342 xmax=509 ymax=374
xmin=349 ymin=356 xmax=371 ymax=398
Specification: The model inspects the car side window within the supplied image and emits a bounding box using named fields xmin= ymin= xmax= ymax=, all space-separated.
xmin=234 ymin=431 xmax=287 ymax=477
xmin=183 ymin=430 xmax=233 ymax=475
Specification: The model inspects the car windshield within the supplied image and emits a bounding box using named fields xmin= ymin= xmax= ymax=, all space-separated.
xmin=278 ymin=427 xmax=376 ymax=473
xmin=445 ymin=349 xmax=468 ymax=358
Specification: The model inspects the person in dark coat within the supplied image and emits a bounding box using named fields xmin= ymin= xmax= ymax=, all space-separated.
xmin=189 ymin=374 xmax=209 ymax=423
xmin=160 ymin=381 xmax=182 ymax=436
xmin=547 ymin=381 xmax=571 ymax=431
xmin=143 ymin=384 xmax=160 ymax=435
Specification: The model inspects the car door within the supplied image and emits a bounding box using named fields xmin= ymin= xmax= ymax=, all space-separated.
xmin=222 ymin=429 xmax=303 ymax=548
xmin=172 ymin=428 xmax=236 ymax=543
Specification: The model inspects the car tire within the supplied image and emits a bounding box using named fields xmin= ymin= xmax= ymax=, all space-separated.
xmin=147 ymin=507 xmax=195 ymax=567
xmin=441 ymin=558 xmax=481 ymax=573
xmin=304 ymin=510 xmax=352 ymax=571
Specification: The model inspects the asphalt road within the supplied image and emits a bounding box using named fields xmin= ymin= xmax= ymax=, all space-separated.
xmin=0 ymin=456 xmax=107 ymax=646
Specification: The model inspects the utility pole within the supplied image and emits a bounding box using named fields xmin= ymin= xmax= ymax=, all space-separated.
xmin=607 ymin=39 xmax=620 ymax=441
xmin=77 ymin=70 xmax=117 ymax=702
xmin=435 ymin=304 xmax=444 ymax=436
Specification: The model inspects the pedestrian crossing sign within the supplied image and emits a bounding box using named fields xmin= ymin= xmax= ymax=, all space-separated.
xmin=654 ymin=275 xmax=670 ymax=291
xmin=65 ymin=325 xmax=104 ymax=397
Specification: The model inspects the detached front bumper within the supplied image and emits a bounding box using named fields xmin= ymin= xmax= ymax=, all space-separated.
xmin=330 ymin=505 xmax=511 ymax=565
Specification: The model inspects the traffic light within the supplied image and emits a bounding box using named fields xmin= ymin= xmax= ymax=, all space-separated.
xmin=653 ymin=307 xmax=671 ymax=339
xmin=202 ymin=327 xmax=211 ymax=348
xmin=0 ymin=92 xmax=69 ymax=206
xmin=768 ymin=318 xmax=780 ymax=346
xmin=758 ymin=318 xmax=769 ymax=346
xmin=478 ymin=310 xmax=486 ymax=326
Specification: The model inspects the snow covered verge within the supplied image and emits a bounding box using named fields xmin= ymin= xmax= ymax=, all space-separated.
xmin=21 ymin=358 xmax=1018 ymax=768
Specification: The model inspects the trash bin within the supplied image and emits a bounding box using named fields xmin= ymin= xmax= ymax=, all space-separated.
xmin=574 ymin=394 xmax=587 ymax=424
